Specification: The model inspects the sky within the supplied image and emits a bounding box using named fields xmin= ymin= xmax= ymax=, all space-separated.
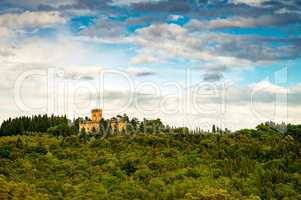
xmin=0 ymin=0 xmax=301 ymax=130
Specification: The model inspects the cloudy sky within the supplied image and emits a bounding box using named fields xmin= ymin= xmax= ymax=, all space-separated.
xmin=0 ymin=0 xmax=301 ymax=130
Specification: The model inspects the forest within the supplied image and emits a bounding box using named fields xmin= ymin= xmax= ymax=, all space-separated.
xmin=0 ymin=115 xmax=301 ymax=199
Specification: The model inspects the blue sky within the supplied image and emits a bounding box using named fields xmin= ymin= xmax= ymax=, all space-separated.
xmin=0 ymin=0 xmax=300 ymax=130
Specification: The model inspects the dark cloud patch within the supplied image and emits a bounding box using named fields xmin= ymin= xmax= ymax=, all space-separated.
xmin=68 ymin=0 xmax=110 ymax=10
xmin=80 ymin=75 xmax=94 ymax=80
xmin=1 ymin=0 xmax=301 ymax=18
xmin=128 ymin=0 xmax=276 ymax=19
xmin=131 ymin=0 xmax=192 ymax=13
xmin=126 ymin=67 xmax=157 ymax=77
xmin=262 ymin=0 xmax=301 ymax=10
xmin=203 ymin=65 xmax=230 ymax=73
xmin=134 ymin=71 xmax=156 ymax=77
xmin=0 ymin=0 xmax=78 ymax=11
xmin=200 ymin=65 xmax=228 ymax=82
xmin=1 ymin=0 xmax=300 ymax=26
xmin=203 ymin=72 xmax=223 ymax=82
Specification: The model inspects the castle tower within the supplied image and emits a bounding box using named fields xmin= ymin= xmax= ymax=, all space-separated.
xmin=91 ymin=109 xmax=102 ymax=122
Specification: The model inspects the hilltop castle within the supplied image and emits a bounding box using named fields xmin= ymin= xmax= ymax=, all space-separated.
xmin=79 ymin=109 xmax=102 ymax=133
xmin=79 ymin=109 xmax=126 ymax=134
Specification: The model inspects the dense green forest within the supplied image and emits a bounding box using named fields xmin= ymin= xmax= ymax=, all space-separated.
xmin=0 ymin=114 xmax=189 ymax=137
xmin=0 ymin=116 xmax=301 ymax=199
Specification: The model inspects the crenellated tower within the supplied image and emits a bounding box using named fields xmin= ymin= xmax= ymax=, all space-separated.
xmin=91 ymin=109 xmax=102 ymax=122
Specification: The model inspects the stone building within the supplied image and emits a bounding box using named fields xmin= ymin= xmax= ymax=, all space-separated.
xmin=110 ymin=117 xmax=126 ymax=132
xmin=79 ymin=109 xmax=102 ymax=133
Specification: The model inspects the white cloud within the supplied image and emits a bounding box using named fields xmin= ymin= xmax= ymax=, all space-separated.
xmin=130 ymin=48 xmax=170 ymax=65
xmin=37 ymin=0 xmax=76 ymax=8
xmin=129 ymin=21 xmax=301 ymax=70
xmin=1 ymin=36 xmax=103 ymax=68
xmin=64 ymin=9 xmax=97 ymax=16
xmin=110 ymin=0 xmax=164 ymax=6
xmin=187 ymin=15 xmax=300 ymax=29
xmin=0 ymin=11 xmax=66 ymax=30
xmin=290 ymin=83 xmax=301 ymax=93
xmin=231 ymin=0 xmax=270 ymax=6
xmin=275 ymin=8 xmax=301 ymax=15
xmin=250 ymin=80 xmax=288 ymax=94
xmin=130 ymin=23 xmax=254 ymax=69
xmin=0 ymin=27 xmax=13 ymax=38
xmin=168 ymin=15 xmax=184 ymax=21
xmin=1 ymin=58 xmax=301 ymax=130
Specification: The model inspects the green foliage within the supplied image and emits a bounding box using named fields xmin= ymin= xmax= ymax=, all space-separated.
xmin=0 ymin=176 xmax=49 ymax=199
xmin=0 ymin=122 xmax=300 ymax=199
xmin=184 ymin=188 xmax=231 ymax=200
xmin=47 ymin=124 xmax=72 ymax=137
xmin=0 ymin=114 xmax=69 ymax=136
xmin=0 ymin=148 xmax=10 ymax=158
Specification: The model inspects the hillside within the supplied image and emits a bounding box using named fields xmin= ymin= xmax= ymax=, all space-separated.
xmin=0 ymin=124 xmax=301 ymax=199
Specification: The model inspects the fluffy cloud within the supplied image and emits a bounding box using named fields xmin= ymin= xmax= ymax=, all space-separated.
xmin=250 ymin=80 xmax=288 ymax=94
xmin=1 ymin=56 xmax=300 ymax=130
xmin=131 ymin=0 xmax=192 ymax=13
xmin=231 ymin=0 xmax=270 ymax=6
xmin=110 ymin=0 xmax=165 ymax=6
xmin=0 ymin=11 xmax=66 ymax=30
xmin=80 ymin=17 xmax=128 ymax=43
xmin=168 ymin=15 xmax=184 ymax=21
xmin=34 ymin=0 xmax=77 ymax=8
xmin=190 ymin=80 xmax=295 ymax=106
xmin=130 ymin=23 xmax=218 ymax=63
xmin=275 ymin=8 xmax=301 ymax=15
xmin=129 ymin=23 xmax=245 ymax=77
xmin=1 ymin=37 xmax=86 ymax=65
xmin=130 ymin=53 xmax=162 ymax=65
xmin=0 ymin=10 xmax=67 ymax=41
xmin=129 ymin=21 xmax=301 ymax=68
xmin=0 ymin=0 xmax=77 ymax=9
xmin=187 ymin=15 xmax=301 ymax=29
xmin=0 ymin=27 xmax=12 ymax=38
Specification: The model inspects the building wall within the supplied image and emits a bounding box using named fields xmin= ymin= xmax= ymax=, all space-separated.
xmin=110 ymin=121 xmax=126 ymax=132
xmin=79 ymin=109 xmax=102 ymax=134
xmin=79 ymin=122 xmax=100 ymax=133
xmin=118 ymin=122 xmax=126 ymax=131
xmin=79 ymin=109 xmax=128 ymax=134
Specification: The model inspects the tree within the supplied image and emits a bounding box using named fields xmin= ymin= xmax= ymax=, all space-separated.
xmin=0 ymin=114 xmax=69 ymax=136
xmin=80 ymin=127 xmax=86 ymax=135
xmin=16 ymin=137 xmax=23 ymax=149
xmin=47 ymin=124 xmax=71 ymax=137
xmin=212 ymin=125 xmax=216 ymax=133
